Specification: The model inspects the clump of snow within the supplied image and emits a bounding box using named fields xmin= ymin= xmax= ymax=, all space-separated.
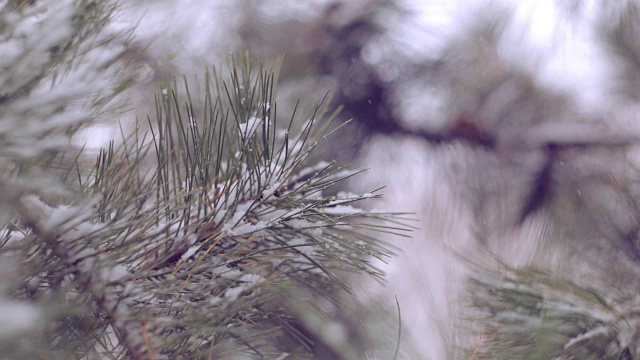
xmin=238 ymin=116 xmax=264 ymax=138
xmin=212 ymin=267 xmax=243 ymax=279
xmin=564 ymin=325 xmax=611 ymax=349
xmin=43 ymin=205 xmax=82 ymax=231
xmin=180 ymin=245 xmax=200 ymax=262
xmin=123 ymin=282 xmax=138 ymax=297
xmin=101 ymin=264 xmax=130 ymax=283
xmin=0 ymin=2 xmax=73 ymax=96
xmin=224 ymin=285 xmax=246 ymax=302
xmin=76 ymin=256 xmax=97 ymax=274
xmin=0 ymin=300 xmax=40 ymax=338
xmin=322 ymin=322 xmax=348 ymax=347
xmin=4 ymin=231 xmax=26 ymax=246
xmin=228 ymin=221 xmax=268 ymax=236
xmin=322 ymin=205 xmax=362 ymax=215
xmin=261 ymin=181 xmax=282 ymax=199
xmin=209 ymin=296 xmax=223 ymax=306
xmin=288 ymin=219 xmax=324 ymax=235
xmin=224 ymin=273 xmax=264 ymax=301
xmin=239 ymin=273 xmax=263 ymax=284
xmin=213 ymin=209 xmax=227 ymax=224
xmin=222 ymin=201 xmax=253 ymax=233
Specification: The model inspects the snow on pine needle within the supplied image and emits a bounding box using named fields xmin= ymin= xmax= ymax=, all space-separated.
xmin=460 ymin=260 xmax=640 ymax=360
xmin=8 ymin=57 xmax=406 ymax=359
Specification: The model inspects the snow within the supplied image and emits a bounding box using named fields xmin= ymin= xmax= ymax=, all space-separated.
xmin=123 ymin=282 xmax=137 ymax=296
xmin=238 ymin=116 xmax=263 ymax=138
xmin=288 ymin=219 xmax=324 ymax=236
xmin=26 ymin=276 xmax=41 ymax=292
xmin=4 ymin=231 xmax=26 ymax=246
xmin=287 ymin=218 xmax=315 ymax=229
xmin=322 ymin=205 xmax=362 ymax=215
xmin=224 ymin=285 xmax=246 ymax=302
xmin=212 ymin=267 xmax=242 ymax=279
xmin=213 ymin=209 xmax=227 ymax=224
xmin=224 ymin=273 xmax=265 ymax=301
xmin=209 ymin=296 xmax=223 ymax=306
xmin=0 ymin=1 xmax=73 ymax=96
xmin=0 ymin=300 xmax=40 ymax=337
xmin=76 ymin=256 xmax=96 ymax=274
xmin=322 ymin=322 xmax=348 ymax=347
xmin=180 ymin=245 xmax=200 ymax=262
xmin=336 ymin=191 xmax=360 ymax=199
xmin=43 ymin=205 xmax=80 ymax=231
xmin=73 ymin=124 xmax=117 ymax=150
xmin=101 ymin=264 xmax=130 ymax=283
xmin=222 ymin=201 xmax=253 ymax=234
xmin=239 ymin=273 xmax=263 ymax=284
xmin=564 ymin=325 xmax=611 ymax=349
xmin=261 ymin=181 xmax=283 ymax=199
xmin=232 ymin=221 xmax=269 ymax=236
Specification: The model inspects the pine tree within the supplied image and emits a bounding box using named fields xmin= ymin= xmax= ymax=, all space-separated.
xmin=0 ymin=2 xmax=404 ymax=359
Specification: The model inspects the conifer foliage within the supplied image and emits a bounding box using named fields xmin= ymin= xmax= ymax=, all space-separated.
xmin=0 ymin=2 xmax=400 ymax=359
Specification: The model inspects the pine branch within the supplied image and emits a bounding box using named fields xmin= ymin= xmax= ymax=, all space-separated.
xmin=0 ymin=1 xmax=406 ymax=357
xmin=6 ymin=55 xmax=403 ymax=359
xmin=460 ymin=262 xmax=640 ymax=360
